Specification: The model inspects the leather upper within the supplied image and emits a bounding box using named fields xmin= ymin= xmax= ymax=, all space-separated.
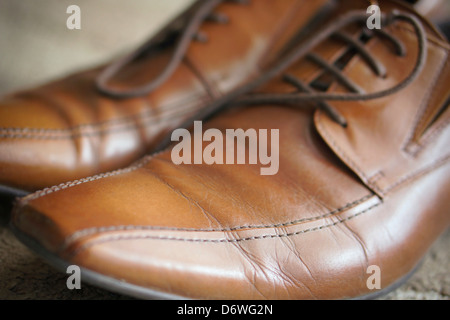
xmin=0 ymin=0 xmax=330 ymax=191
xmin=10 ymin=0 xmax=450 ymax=299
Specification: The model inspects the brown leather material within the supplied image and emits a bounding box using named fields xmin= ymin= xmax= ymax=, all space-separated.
xmin=11 ymin=0 xmax=450 ymax=299
xmin=313 ymin=4 xmax=450 ymax=197
xmin=0 ymin=0 xmax=331 ymax=192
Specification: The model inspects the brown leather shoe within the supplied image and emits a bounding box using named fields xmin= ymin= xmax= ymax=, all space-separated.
xmin=11 ymin=0 xmax=450 ymax=299
xmin=0 ymin=0 xmax=333 ymax=196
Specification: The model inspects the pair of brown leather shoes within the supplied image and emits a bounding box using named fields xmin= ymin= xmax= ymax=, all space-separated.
xmin=1 ymin=0 xmax=449 ymax=300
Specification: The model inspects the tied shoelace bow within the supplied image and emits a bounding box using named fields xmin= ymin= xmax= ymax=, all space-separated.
xmin=96 ymin=0 xmax=249 ymax=98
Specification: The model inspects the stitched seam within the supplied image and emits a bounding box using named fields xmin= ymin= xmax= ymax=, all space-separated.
xmin=0 ymin=107 xmax=198 ymax=139
xmin=368 ymin=171 xmax=384 ymax=184
xmin=370 ymin=181 xmax=385 ymax=197
xmin=402 ymin=48 xmax=449 ymax=155
xmin=68 ymin=201 xmax=381 ymax=258
xmin=1 ymin=91 xmax=203 ymax=132
xmin=0 ymin=92 xmax=205 ymax=137
xmin=382 ymin=154 xmax=450 ymax=194
xmin=16 ymin=154 xmax=157 ymax=208
xmin=62 ymin=194 xmax=375 ymax=248
xmin=0 ymin=106 xmax=199 ymax=140
xmin=315 ymin=117 xmax=450 ymax=197
xmin=419 ymin=116 xmax=450 ymax=147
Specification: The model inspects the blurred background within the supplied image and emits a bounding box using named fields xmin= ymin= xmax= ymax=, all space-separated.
xmin=0 ymin=0 xmax=448 ymax=300
xmin=0 ymin=0 xmax=195 ymax=95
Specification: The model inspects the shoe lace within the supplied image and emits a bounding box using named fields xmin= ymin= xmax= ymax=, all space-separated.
xmin=233 ymin=9 xmax=428 ymax=127
xmin=154 ymin=9 xmax=428 ymax=151
xmin=96 ymin=0 xmax=249 ymax=99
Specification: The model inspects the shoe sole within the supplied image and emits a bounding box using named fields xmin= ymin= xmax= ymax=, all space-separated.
xmin=9 ymin=222 xmax=420 ymax=300
xmin=9 ymin=222 xmax=187 ymax=300
xmin=0 ymin=184 xmax=30 ymax=225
